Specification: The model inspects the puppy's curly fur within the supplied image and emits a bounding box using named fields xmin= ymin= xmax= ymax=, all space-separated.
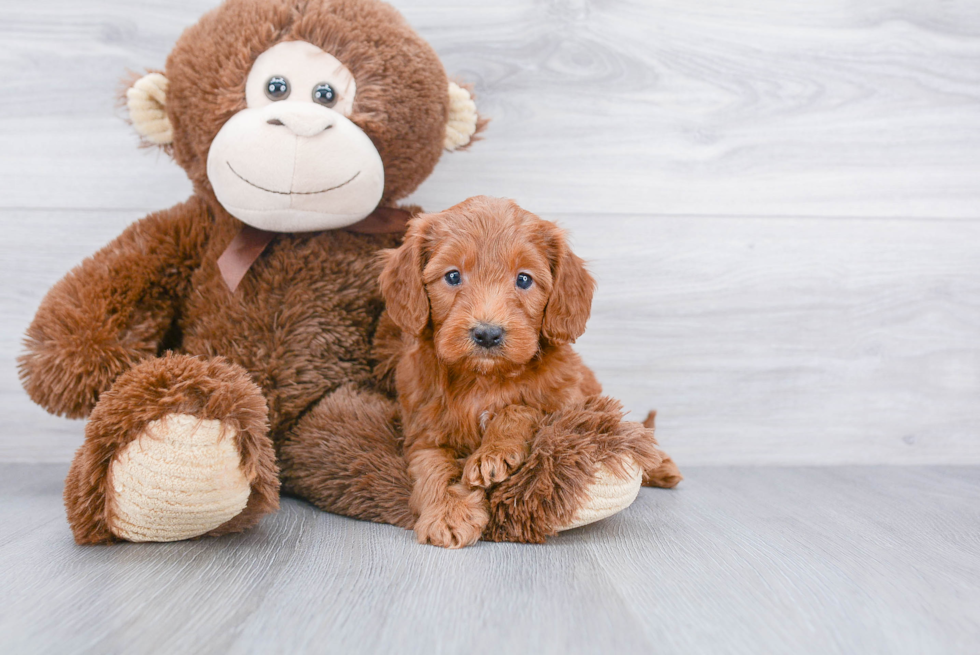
xmin=378 ymin=196 xmax=668 ymax=548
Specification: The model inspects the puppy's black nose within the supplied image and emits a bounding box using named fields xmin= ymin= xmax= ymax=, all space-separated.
xmin=470 ymin=323 xmax=505 ymax=349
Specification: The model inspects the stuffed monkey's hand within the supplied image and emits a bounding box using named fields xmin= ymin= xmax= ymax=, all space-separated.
xmin=19 ymin=201 xmax=207 ymax=418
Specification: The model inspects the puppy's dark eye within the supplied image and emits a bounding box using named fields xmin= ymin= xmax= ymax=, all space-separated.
xmin=312 ymin=82 xmax=337 ymax=107
xmin=265 ymin=76 xmax=290 ymax=100
xmin=444 ymin=270 xmax=462 ymax=286
xmin=516 ymin=273 xmax=533 ymax=290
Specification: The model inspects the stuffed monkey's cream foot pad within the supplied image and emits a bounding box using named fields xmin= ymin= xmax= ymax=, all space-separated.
xmin=557 ymin=457 xmax=643 ymax=531
xmin=107 ymin=413 xmax=252 ymax=542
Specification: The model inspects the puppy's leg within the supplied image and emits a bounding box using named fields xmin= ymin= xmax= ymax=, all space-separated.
xmin=408 ymin=446 xmax=488 ymax=549
xmin=463 ymin=406 xmax=542 ymax=488
xmin=643 ymin=453 xmax=683 ymax=488
xmin=640 ymin=411 xmax=682 ymax=488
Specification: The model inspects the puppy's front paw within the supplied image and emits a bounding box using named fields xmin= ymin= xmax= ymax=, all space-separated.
xmin=463 ymin=443 xmax=527 ymax=488
xmin=413 ymin=484 xmax=488 ymax=549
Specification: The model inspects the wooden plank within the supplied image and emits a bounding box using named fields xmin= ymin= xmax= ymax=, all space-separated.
xmin=0 ymin=464 xmax=977 ymax=654
xmin=558 ymin=212 xmax=980 ymax=465
xmin=4 ymin=209 xmax=979 ymax=464
xmin=0 ymin=1 xmax=978 ymax=216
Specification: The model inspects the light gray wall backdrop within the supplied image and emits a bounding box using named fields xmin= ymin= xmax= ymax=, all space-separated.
xmin=2 ymin=0 xmax=978 ymax=464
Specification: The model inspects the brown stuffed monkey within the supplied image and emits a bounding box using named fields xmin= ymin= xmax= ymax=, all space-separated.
xmin=19 ymin=0 xmax=679 ymax=546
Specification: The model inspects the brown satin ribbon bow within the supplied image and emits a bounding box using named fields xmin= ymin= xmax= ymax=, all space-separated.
xmin=216 ymin=206 xmax=412 ymax=292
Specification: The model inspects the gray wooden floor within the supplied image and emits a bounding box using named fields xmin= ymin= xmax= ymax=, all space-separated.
xmin=1 ymin=464 xmax=977 ymax=654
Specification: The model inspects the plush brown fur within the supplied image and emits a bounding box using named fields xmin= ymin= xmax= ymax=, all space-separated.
xmin=378 ymin=197 xmax=669 ymax=547
xmin=164 ymin=0 xmax=474 ymax=208
xmin=485 ymin=397 xmax=664 ymax=543
xmin=64 ymin=353 xmax=278 ymax=544
xmin=278 ymin=384 xmax=414 ymax=529
xmin=20 ymin=0 xmax=469 ymax=545
xmin=20 ymin=0 xmax=675 ymax=546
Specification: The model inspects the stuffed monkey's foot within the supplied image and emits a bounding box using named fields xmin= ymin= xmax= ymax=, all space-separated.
xmin=64 ymin=354 xmax=279 ymax=545
xmin=560 ymin=418 xmax=677 ymax=529
xmin=108 ymin=414 xmax=253 ymax=542
xmin=559 ymin=456 xmax=645 ymax=531
xmin=484 ymin=396 xmax=666 ymax=543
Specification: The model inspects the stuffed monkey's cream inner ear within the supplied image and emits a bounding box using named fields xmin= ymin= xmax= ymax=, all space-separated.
xmin=206 ymin=40 xmax=384 ymax=232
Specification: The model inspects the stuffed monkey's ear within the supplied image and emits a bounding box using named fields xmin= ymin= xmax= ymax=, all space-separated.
xmin=378 ymin=219 xmax=431 ymax=336
xmin=542 ymin=224 xmax=596 ymax=345
xmin=126 ymin=72 xmax=174 ymax=146
xmin=443 ymin=82 xmax=483 ymax=151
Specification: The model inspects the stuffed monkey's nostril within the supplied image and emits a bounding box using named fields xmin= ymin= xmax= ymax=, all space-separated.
xmin=271 ymin=112 xmax=335 ymax=137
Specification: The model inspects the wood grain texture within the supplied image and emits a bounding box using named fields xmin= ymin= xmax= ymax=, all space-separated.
xmin=0 ymin=463 xmax=977 ymax=654
xmin=562 ymin=213 xmax=980 ymax=464
xmin=5 ymin=209 xmax=979 ymax=464
xmin=2 ymin=0 xmax=979 ymax=464
xmin=1 ymin=0 xmax=978 ymax=216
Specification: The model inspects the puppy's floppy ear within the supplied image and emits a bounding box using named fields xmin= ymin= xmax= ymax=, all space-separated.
xmin=379 ymin=218 xmax=430 ymax=335
xmin=542 ymin=224 xmax=596 ymax=345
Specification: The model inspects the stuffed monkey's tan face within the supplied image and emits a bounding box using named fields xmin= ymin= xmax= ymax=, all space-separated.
xmin=206 ymin=41 xmax=385 ymax=232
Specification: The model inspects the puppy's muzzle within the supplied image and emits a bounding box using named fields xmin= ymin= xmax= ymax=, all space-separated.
xmin=470 ymin=323 xmax=505 ymax=350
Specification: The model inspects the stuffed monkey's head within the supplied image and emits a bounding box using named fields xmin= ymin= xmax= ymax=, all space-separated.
xmin=126 ymin=0 xmax=482 ymax=232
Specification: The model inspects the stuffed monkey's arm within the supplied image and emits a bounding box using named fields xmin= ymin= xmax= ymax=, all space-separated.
xmin=19 ymin=197 xmax=211 ymax=418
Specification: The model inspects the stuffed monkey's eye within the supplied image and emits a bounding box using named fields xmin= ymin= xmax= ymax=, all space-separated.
xmin=265 ymin=76 xmax=290 ymax=100
xmin=312 ymin=83 xmax=338 ymax=107
xmin=516 ymin=273 xmax=533 ymax=290
xmin=444 ymin=270 xmax=462 ymax=286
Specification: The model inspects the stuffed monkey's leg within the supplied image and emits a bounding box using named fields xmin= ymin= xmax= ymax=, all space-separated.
xmin=64 ymin=354 xmax=279 ymax=545
xmin=277 ymin=385 xmax=415 ymax=530
xmin=483 ymin=396 xmax=666 ymax=543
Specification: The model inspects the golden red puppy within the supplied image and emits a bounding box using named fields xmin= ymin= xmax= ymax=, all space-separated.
xmin=379 ymin=196 xmax=679 ymax=548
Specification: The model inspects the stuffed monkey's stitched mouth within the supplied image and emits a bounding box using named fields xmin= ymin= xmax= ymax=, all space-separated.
xmin=227 ymin=162 xmax=360 ymax=196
